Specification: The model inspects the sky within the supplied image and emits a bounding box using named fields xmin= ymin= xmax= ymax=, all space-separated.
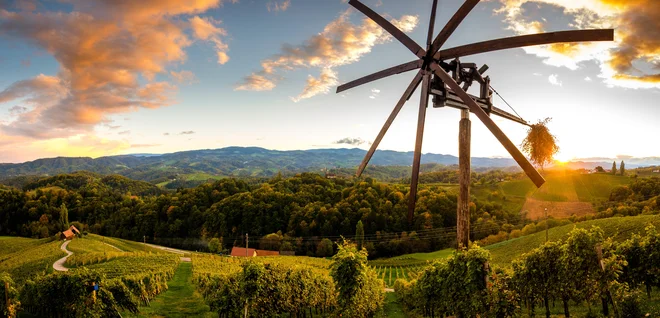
xmin=0 ymin=0 xmax=658 ymax=163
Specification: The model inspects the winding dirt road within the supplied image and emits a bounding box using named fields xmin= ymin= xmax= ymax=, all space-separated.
xmin=52 ymin=241 xmax=72 ymax=272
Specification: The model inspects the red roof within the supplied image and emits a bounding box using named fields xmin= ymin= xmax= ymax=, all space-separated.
xmin=256 ymin=250 xmax=279 ymax=256
xmin=230 ymin=247 xmax=256 ymax=257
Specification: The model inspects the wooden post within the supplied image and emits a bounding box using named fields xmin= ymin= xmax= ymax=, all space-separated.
xmin=457 ymin=109 xmax=471 ymax=249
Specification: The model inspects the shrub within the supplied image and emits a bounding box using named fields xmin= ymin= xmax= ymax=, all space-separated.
xmin=0 ymin=272 xmax=19 ymax=318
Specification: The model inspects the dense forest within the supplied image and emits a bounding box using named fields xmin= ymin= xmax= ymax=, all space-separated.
xmin=0 ymin=171 xmax=525 ymax=258
xmin=1 ymin=170 xmax=658 ymax=258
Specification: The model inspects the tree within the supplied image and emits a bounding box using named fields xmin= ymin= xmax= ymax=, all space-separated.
xmin=316 ymin=238 xmax=334 ymax=257
xmin=595 ymin=166 xmax=605 ymax=173
xmin=59 ymin=203 xmax=69 ymax=231
xmin=208 ymin=237 xmax=222 ymax=253
xmin=612 ymin=161 xmax=617 ymax=175
xmin=521 ymin=118 xmax=559 ymax=170
xmin=620 ymin=161 xmax=625 ymax=176
xmin=355 ymin=220 xmax=364 ymax=250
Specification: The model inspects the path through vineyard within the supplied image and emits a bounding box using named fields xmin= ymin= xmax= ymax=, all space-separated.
xmin=123 ymin=262 xmax=214 ymax=318
xmin=52 ymin=241 xmax=72 ymax=272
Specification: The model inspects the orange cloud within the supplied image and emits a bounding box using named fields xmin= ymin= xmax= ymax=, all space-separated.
xmin=0 ymin=0 xmax=232 ymax=140
xmin=267 ymin=0 xmax=291 ymax=12
xmin=292 ymin=68 xmax=338 ymax=102
xmin=497 ymin=0 xmax=659 ymax=89
xmin=235 ymin=10 xmax=419 ymax=100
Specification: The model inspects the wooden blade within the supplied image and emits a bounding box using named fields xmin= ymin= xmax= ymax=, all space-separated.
xmin=357 ymin=71 xmax=424 ymax=177
xmin=426 ymin=0 xmax=439 ymax=48
xmin=428 ymin=0 xmax=480 ymax=56
xmin=349 ymin=0 xmax=426 ymax=57
xmin=408 ymin=73 xmax=430 ymax=224
xmin=336 ymin=60 xmax=422 ymax=93
xmin=429 ymin=62 xmax=546 ymax=188
xmin=434 ymin=29 xmax=614 ymax=60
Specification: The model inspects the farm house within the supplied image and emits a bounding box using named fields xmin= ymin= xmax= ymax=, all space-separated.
xmin=59 ymin=225 xmax=80 ymax=240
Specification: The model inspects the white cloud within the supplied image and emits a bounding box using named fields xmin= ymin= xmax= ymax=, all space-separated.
xmin=548 ymin=74 xmax=563 ymax=86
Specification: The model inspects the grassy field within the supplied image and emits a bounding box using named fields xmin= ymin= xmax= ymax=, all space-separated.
xmin=573 ymin=173 xmax=632 ymax=201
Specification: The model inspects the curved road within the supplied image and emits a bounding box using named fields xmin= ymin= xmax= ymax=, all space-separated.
xmin=53 ymin=240 xmax=73 ymax=272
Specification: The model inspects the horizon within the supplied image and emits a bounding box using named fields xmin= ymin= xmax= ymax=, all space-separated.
xmin=1 ymin=144 xmax=658 ymax=165
xmin=1 ymin=0 xmax=658 ymax=163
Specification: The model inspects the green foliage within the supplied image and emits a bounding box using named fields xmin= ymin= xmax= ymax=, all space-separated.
xmin=59 ymin=203 xmax=69 ymax=231
xmin=0 ymin=272 xmax=19 ymax=318
xmin=317 ymin=238 xmax=334 ymax=257
xmin=621 ymin=161 xmax=626 ymax=176
xmin=613 ymin=161 xmax=618 ymax=175
xmin=617 ymin=225 xmax=660 ymax=297
xmin=355 ymin=220 xmax=365 ymax=250
xmin=330 ymin=241 xmax=384 ymax=317
xmin=207 ymin=237 xmax=221 ymax=254
xmin=400 ymin=247 xmax=491 ymax=317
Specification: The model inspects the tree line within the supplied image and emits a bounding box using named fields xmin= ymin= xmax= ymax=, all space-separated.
xmin=0 ymin=171 xmax=527 ymax=258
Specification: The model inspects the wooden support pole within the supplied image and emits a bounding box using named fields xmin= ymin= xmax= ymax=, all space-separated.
xmin=457 ymin=109 xmax=471 ymax=249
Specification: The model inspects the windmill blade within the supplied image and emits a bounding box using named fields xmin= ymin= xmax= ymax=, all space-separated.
xmin=428 ymin=0 xmax=481 ymax=56
xmin=426 ymin=0 xmax=439 ymax=48
xmin=348 ymin=0 xmax=426 ymax=57
xmin=357 ymin=71 xmax=424 ymax=177
xmin=408 ymin=74 xmax=431 ymax=223
xmin=428 ymin=62 xmax=546 ymax=188
xmin=434 ymin=29 xmax=614 ymax=60
xmin=336 ymin=60 xmax=422 ymax=93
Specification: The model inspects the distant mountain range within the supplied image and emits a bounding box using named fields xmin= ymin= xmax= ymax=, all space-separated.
xmin=0 ymin=147 xmax=518 ymax=182
xmin=0 ymin=147 xmax=657 ymax=184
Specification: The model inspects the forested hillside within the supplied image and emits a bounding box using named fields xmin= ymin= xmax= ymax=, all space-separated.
xmin=1 ymin=169 xmax=658 ymax=259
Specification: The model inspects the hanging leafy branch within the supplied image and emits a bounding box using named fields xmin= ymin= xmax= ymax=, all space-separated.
xmin=521 ymin=118 xmax=559 ymax=171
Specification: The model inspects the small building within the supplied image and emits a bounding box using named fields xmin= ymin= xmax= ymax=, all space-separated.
xmin=230 ymin=247 xmax=257 ymax=257
xmin=60 ymin=225 xmax=80 ymax=240
xmin=256 ymin=250 xmax=280 ymax=257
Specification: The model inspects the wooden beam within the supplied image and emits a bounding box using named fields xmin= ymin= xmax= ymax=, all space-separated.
xmin=435 ymin=29 xmax=614 ymax=60
xmin=457 ymin=109 xmax=471 ymax=249
xmin=336 ymin=60 xmax=422 ymax=93
xmin=408 ymin=74 xmax=430 ymax=224
xmin=426 ymin=0 xmax=439 ymax=48
xmin=428 ymin=0 xmax=481 ymax=56
xmin=429 ymin=61 xmax=545 ymax=188
xmin=356 ymin=71 xmax=424 ymax=177
xmin=349 ymin=0 xmax=426 ymax=57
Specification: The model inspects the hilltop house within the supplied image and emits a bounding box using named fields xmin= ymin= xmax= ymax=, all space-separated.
xmin=60 ymin=225 xmax=81 ymax=240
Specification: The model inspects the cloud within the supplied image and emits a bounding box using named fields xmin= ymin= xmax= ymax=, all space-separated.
xmin=292 ymin=68 xmax=338 ymax=102
xmin=118 ymin=130 xmax=131 ymax=135
xmin=616 ymin=154 xmax=633 ymax=159
xmin=9 ymin=106 xmax=28 ymax=116
xmin=235 ymin=10 xmax=419 ymax=99
xmin=496 ymin=0 xmax=660 ymax=89
xmin=130 ymin=143 xmax=161 ymax=148
xmin=333 ymin=137 xmax=367 ymax=146
xmin=163 ymin=132 xmax=170 ymax=136
xmin=189 ymin=16 xmax=230 ymax=64
xmin=267 ymin=0 xmax=291 ymax=12
xmin=585 ymin=76 xmax=593 ymax=81
xmin=179 ymin=130 xmax=195 ymax=135
xmin=548 ymin=74 xmax=563 ymax=86
xmin=0 ymin=0 xmax=233 ymax=141
xmin=0 ymin=133 xmax=130 ymax=162
xmin=170 ymin=70 xmax=197 ymax=84
xmin=105 ymin=124 xmax=121 ymax=130
xmin=369 ymin=88 xmax=381 ymax=99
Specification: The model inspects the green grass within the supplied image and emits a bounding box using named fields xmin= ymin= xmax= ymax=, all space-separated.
xmin=485 ymin=214 xmax=660 ymax=268
xmin=379 ymin=292 xmax=406 ymax=318
xmin=531 ymin=171 xmax=578 ymax=202
xmin=67 ymin=237 xmax=122 ymax=254
xmin=124 ymin=262 xmax=215 ymax=318
xmin=86 ymin=234 xmax=166 ymax=253
xmin=573 ymin=173 xmax=632 ymax=202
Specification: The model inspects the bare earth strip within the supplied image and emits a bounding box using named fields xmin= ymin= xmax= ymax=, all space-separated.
xmin=523 ymin=197 xmax=594 ymax=220
xmin=53 ymin=241 xmax=72 ymax=272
